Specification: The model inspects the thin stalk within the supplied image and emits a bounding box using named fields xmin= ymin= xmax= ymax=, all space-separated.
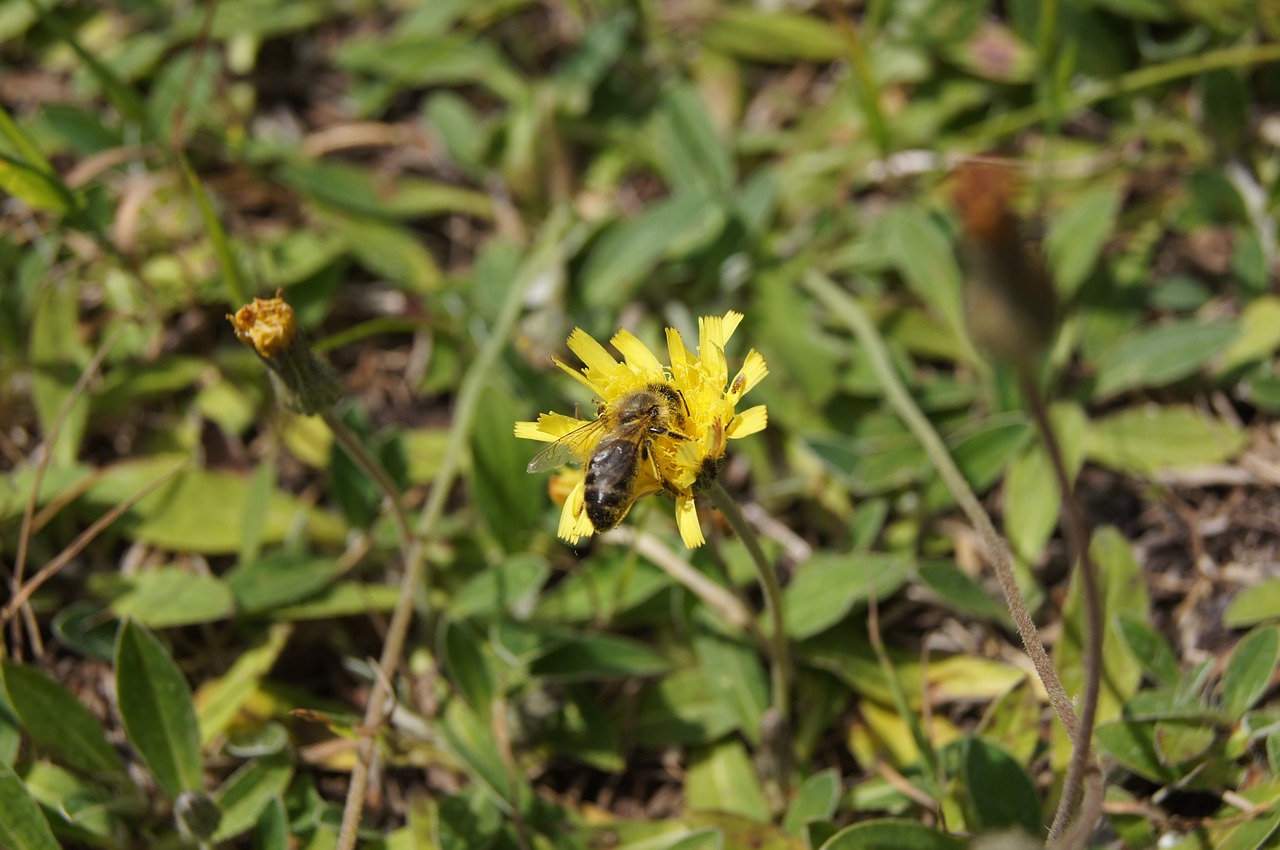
xmin=829 ymin=0 xmax=891 ymax=157
xmin=803 ymin=270 xmax=1080 ymax=741
xmin=1022 ymin=373 xmax=1104 ymax=842
xmin=706 ymin=481 xmax=791 ymax=728
xmin=335 ymin=208 xmax=578 ymax=850
xmin=324 ymin=413 xmax=413 ymax=555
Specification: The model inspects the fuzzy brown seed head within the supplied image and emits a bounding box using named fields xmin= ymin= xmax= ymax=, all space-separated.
xmin=227 ymin=291 xmax=339 ymax=415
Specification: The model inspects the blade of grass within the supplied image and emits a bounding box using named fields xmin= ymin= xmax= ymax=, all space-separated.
xmin=180 ymin=152 xmax=249 ymax=306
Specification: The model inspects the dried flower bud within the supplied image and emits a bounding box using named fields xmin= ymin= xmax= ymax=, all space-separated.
xmin=228 ymin=291 xmax=340 ymax=415
xmin=952 ymin=161 xmax=1058 ymax=365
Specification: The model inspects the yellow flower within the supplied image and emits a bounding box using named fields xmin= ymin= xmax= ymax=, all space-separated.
xmin=515 ymin=311 xmax=768 ymax=548
xmin=228 ymin=293 xmax=297 ymax=358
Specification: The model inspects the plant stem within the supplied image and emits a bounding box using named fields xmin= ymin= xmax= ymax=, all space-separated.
xmin=324 ymin=414 xmax=414 ymax=554
xmin=334 ymin=208 xmax=577 ymax=850
xmin=706 ymin=481 xmax=791 ymax=729
xmin=1021 ymin=373 xmax=1104 ymax=842
xmin=803 ymin=270 xmax=1080 ymax=742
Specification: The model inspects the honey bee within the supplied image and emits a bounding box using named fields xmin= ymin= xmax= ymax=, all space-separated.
xmin=527 ymin=383 xmax=690 ymax=533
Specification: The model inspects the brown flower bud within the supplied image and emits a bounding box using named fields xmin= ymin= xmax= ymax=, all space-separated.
xmin=228 ymin=291 xmax=340 ymax=415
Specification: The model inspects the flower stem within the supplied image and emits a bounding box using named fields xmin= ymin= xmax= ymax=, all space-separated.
xmin=803 ymin=270 xmax=1081 ymax=742
xmin=706 ymin=481 xmax=791 ymax=733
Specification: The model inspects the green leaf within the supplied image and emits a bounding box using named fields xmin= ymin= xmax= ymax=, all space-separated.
xmin=1004 ymin=403 xmax=1087 ymax=563
xmin=782 ymin=768 xmax=840 ymax=835
xmin=1219 ymin=295 xmax=1280 ymax=373
xmin=702 ymin=8 xmax=844 ymax=61
xmin=0 ymin=663 xmax=125 ymax=777
xmin=924 ymin=414 xmax=1030 ymax=508
xmin=1220 ymin=626 xmax=1280 ymax=719
xmin=1084 ymin=405 xmax=1246 ymax=475
xmin=254 ymin=796 xmax=289 ymax=850
xmin=693 ymin=613 xmax=768 ymax=744
xmin=471 ymin=384 xmax=543 ymax=550
xmin=449 ymin=554 xmax=550 ymax=620
xmin=916 ymin=561 xmax=1008 ymax=624
xmin=443 ymin=620 xmax=498 ymax=714
xmin=653 ymin=84 xmax=734 ymax=197
xmin=818 ymin=819 xmax=965 ymax=850
xmin=81 ymin=457 xmax=347 ymax=553
xmin=1117 ymin=615 xmax=1181 ymax=688
xmin=635 ymin=669 xmax=740 ymax=746
xmin=1045 ymin=183 xmax=1122 ymax=299
xmin=438 ymin=699 xmax=523 ymax=813
xmin=114 ymin=620 xmax=204 ymax=800
xmin=179 ymin=151 xmax=248 ymax=305
xmin=225 ymin=552 xmax=344 ymax=614
xmin=580 ymin=192 xmax=725 ymax=309
xmin=530 ymin=632 xmax=670 ymax=681
xmin=882 ymin=207 xmax=970 ymax=361
xmin=0 ymin=763 xmax=61 ymax=850
xmin=959 ymin=736 xmax=1041 ymax=834
xmin=782 ymin=553 xmax=911 ymax=639
xmin=685 ymin=738 xmax=769 ymax=821
xmin=212 ymin=751 xmax=294 ymax=842
xmin=1225 ymin=578 xmax=1280 ymax=628
xmin=111 ymin=567 xmax=236 ymax=627
xmin=1092 ymin=319 xmax=1237 ymax=400
xmin=271 ymin=582 xmax=400 ymax=620
xmin=0 ymin=152 xmax=73 ymax=213
xmin=1095 ymin=720 xmax=1179 ymax=784
xmin=197 ymin=623 xmax=294 ymax=746
xmin=30 ymin=282 xmax=90 ymax=467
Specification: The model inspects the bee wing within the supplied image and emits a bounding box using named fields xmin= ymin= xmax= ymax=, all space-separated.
xmin=526 ymin=418 xmax=609 ymax=473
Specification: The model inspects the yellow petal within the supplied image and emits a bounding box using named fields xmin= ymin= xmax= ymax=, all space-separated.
xmin=610 ymin=329 xmax=664 ymax=375
xmin=552 ymin=355 xmax=603 ymax=394
xmin=514 ymin=411 xmax=583 ymax=441
xmin=665 ymin=327 xmax=691 ymax=378
xmin=557 ymin=480 xmax=594 ymax=544
xmin=721 ymin=311 xmax=744 ymax=343
xmin=729 ymin=350 xmax=769 ymax=399
xmin=675 ymin=495 xmax=705 ymax=548
xmin=567 ymin=327 xmax=618 ymax=375
xmin=728 ymin=405 xmax=768 ymax=438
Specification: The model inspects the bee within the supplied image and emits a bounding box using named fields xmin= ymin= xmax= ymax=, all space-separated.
xmin=527 ymin=383 xmax=690 ymax=533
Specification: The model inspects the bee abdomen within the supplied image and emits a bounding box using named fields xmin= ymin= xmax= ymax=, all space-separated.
xmin=584 ymin=439 xmax=641 ymax=532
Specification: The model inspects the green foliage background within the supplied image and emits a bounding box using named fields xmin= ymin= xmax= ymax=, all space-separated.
xmin=2 ymin=0 xmax=1280 ymax=848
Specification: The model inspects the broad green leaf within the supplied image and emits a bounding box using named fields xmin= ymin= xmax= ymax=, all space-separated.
xmin=1004 ymin=403 xmax=1087 ymax=563
xmin=0 ymin=152 xmax=72 ymax=213
xmin=1 ymin=663 xmax=125 ymax=777
xmin=818 ymin=819 xmax=965 ymax=850
xmin=924 ymin=415 xmax=1030 ymax=508
xmin=685 ymin=738 xmax=768 ymax=821
xmin=339 ymin=213 xmax=442 ymax=292
xmin=1220 ymin=626 xmax=1280 ymax=719
xmin=693 ymin=613 xmax=768 ymax=744
xmin=1095 ymin=720 xmax=1179 ymax=784
xmin=702 ymin=9 xmax=843 ymax=61
xmin=438 ymin=699 xmax=523 ymax=813
xmin=959 ymin=736 xmax=1041 ymax=834
xmin=81 ymin=456 xmax=347 ymax=553
xmin=782 ymin=553 xmax=911 ymax=639
xmin=471 ymin=384 xmax=542 ymax=550
xmin=1153 ymin=720 xmax=1216 ymax=766
xmin=665 ymin=828 xmax=723 ymax=850
xmin=535 ymin=556 xmax=671 ymax=622
xmin=17 ymin=760 xmax=120 ymax=847
xmin=1092 ymin=319 xmax=1237 ymax=400
xmin=449 ymin=554 xmax=550 ymax=620
xmin=635 ymin=669 xmax=740 ymax=747
xmin=1220 ymin=295 xmax=1280 ymax=373
xmin=443 ymin=620 xmax=498 ymax=715
xmin=530 ymin=633 xmax=670 ymax=681
xmin=225 ymin=552 xmax=344 ymax=614
xmin=1046 ymin=183 xmax=1122 ymax=298
xmin=196 ymin=623 xmax=294 ymax=746
xmin=1225 ymin=578 xmax=1280 ymax=628
xmin=1117 ymin=615 xmax=1181 ymax=688
xmin=0 ymin=763 xmax=60 ymax=850
xmin=280 ymin=160 xmax=493 ymax=220
xmin=213 ymin=751 xmax=294 ymax=841
xmin=271 ymin=582 xmax=400 ymax=620
xmin=580 ymin=192 xmax=725 ymax=308
xmin=653 ymin=83 xmax=734 ymax=197
xmin=111 ymin=567 xmax=236 ymax=627
xmin=782 ymin=768 xmax=840 ymax=836
xmin=883 ymin=206 xmax=969 ymax=358
xmin=30 ymin=281 xmax=90 ymax=467
xmin=115 ymin=620 xmax=204 ymax=800
xmin=1084 ymin=405 xmax=1246 ymax=475
xmin=916 ymin=561 xmax=1008 ymax=624
xmin=254 ymin=797 xmax=289 ymax=850
xmin=0 ymin=462 xmax=93 ymax=523
xmin=238 ymin=460 xmax=276 ymax=567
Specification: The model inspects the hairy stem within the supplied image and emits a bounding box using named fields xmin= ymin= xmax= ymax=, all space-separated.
xmin=1022 ymin=373 xmax=1104 ymax=842
xmin=803 ymin=271 xmax=1080 ymax=741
